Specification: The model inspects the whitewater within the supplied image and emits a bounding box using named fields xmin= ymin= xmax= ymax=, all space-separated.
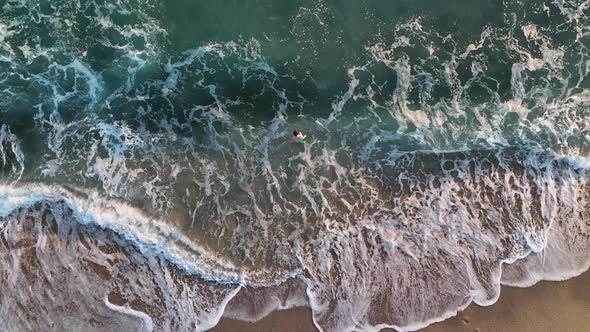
xmin=1 ymin=0 xmax=589 ymax=331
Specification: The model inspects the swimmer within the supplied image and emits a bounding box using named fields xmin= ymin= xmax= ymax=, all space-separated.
xmin=290 ymin=130 xmax=306 ymax=144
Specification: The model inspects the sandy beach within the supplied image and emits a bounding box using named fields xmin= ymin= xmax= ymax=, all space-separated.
xmin=213 ymin=271 xmax=590 ymax=331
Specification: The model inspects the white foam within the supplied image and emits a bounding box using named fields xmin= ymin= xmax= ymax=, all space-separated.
xmin=104 ymin=297 xmax=153 ymax=332
xmin=0 ymin=23 xmax=11 ymax=43
xmin=197 ymin=286 xmax=242 ymax=331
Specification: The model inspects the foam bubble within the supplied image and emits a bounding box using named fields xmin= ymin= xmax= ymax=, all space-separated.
xmin=104 ymin=297 xmax=154 ymax=332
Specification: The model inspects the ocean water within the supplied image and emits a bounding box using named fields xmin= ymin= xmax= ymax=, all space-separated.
xmin=0 ymin=0 xmax=589 ymax=331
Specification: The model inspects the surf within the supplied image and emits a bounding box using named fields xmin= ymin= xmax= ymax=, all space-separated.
xmin=1 ymin=0 xmax=590 ymax=331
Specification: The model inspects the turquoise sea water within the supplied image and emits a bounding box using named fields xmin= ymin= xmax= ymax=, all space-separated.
xmin=1 ymin=0 xmax=589 ymax=331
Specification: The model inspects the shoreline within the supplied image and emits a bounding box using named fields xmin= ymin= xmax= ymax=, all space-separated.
xmin=212 ymin=270 xmax=590 ymax=331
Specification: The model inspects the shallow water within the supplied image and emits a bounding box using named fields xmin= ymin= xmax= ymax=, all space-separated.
xmin=1 ymin=0 xmax=590 ymax=331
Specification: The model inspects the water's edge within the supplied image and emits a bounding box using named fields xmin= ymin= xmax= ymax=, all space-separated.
xmin=1 ymin=181 xmax=588 ymax=331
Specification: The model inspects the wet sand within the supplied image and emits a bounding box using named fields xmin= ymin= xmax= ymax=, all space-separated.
xmin=212 ymin=270 xmax=590 ymax=331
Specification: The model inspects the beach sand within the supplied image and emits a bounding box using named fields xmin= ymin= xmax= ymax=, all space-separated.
xmin=212 ymin=270 xmax=590 ymax=331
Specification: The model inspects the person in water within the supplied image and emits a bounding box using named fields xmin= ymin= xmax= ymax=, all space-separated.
xmin=291 ymin=130 xmax=306 ymax=143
